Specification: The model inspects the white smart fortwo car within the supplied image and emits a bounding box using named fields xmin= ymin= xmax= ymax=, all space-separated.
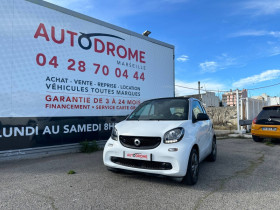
xmin=103 ymin=97 xmax=216 ymax=185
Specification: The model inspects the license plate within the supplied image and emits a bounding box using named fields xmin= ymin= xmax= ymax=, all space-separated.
xmin=124 ymin=152 xmax=151 ymax=161
xmin=262 ymin=127 xmax=277 ymax=131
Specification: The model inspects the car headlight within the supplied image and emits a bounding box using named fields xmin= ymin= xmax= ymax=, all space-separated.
xmin=111 ymin=127 xmax=118 ymax=141
xmin=164 ymin=128 xmax=184 ymax=144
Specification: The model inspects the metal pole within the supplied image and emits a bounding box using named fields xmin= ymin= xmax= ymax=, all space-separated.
xmin=246 ymin=97 xmax=249 ymax=120
xmin=198 ymin=81 xmax=200 ymax=100
xmin=236 ymin=89 xmax=240 ymax=132
xmin=246 ymin=97 xmax=250 ymax=131
xmin=241 ymin=98 xmax=243 ymax=120
xmin=253 ymin=100 xmax=255 ymax=118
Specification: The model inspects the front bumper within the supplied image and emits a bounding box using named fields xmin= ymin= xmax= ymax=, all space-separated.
xmin=103 ymin=137 xmax=193 ymax=177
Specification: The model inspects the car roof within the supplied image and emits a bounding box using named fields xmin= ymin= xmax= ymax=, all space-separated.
xmin=262 ymin=105 xmax=280 ymax=109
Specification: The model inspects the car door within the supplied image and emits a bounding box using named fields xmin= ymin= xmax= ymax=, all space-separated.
xmin=191 ymin=100 xmax=211 ymax=160
xmin=199 ymin=102 xmax=212 ymax=156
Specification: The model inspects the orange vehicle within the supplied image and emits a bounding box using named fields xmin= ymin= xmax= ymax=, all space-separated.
xmin=251 ymin=105 xmax=280 ymax=142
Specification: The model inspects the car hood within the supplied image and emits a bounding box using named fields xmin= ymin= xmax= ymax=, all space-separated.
xmin=115 ymin=120 xmax=186 ymax=137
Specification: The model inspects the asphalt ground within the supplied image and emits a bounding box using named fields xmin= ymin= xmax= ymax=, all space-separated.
xmin=1 ymin=138 xmax=280 ymax=210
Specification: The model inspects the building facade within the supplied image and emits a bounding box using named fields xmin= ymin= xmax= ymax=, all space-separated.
xmin=252 ymin=93 xmax=280 ymax=106
xmin=222 ymin=89 xmax=248 ymax=106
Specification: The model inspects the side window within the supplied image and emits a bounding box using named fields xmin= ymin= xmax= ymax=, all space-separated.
xmin=192 ymin=101 xmax=203 ymax=119
xmin=199 ymin=102 xmax=206 ymax=114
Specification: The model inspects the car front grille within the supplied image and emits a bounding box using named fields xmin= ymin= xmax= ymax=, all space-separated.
xmin=119 ymin=135 xmax=161 ymax=149
xmin=111 ymin=157 xmax=172 ymax=170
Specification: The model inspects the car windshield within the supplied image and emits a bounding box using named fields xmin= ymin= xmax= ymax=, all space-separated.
xmin=127 ymin=98 xmax=189 ymax=121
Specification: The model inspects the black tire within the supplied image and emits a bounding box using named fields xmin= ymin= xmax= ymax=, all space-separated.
xmin=107 ymin=167 xmax=121 ymax=173
xmin=183 ymin=148 xmax=199 ymax=185
xmin=207 ymin=137 xmax=217 ymax=162
xmin=252 ymin=135 xmax=264 ymax=142
xmin=171 ymin=177 xmax=184 ymax=183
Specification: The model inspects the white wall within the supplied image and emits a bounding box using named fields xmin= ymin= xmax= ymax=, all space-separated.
xmin=268 ymin=97 xmax=280 ymax=106
xmin=201 ymin=92 xmax=219 ymax=107
xmin=245 ymin=98 xmax=268 ymax=120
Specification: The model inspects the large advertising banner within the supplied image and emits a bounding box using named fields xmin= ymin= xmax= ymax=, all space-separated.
xmin=0 ymin=0 xmax=174 ymax=151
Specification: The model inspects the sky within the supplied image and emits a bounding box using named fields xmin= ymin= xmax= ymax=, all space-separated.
xmin=45 ymin=0 xmax=280 ymax=98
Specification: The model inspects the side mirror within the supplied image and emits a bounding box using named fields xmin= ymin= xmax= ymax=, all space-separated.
xmin=196 ymin=113 xmax=209 ymax=121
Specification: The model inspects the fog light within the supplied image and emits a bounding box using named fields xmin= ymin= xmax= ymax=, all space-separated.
xmin=168 ymin=148 xmax=178 ymax=152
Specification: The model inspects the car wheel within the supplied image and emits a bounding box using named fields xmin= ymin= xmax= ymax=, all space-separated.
xmin=107 ymin=167 xmax=120 ymax=173
xmin=252 ymin=135 xmax=264 ymax=142
xmin=183 ymin=148 xmax=199 ymax=185
xmin=171 ymin=177 xmax=184 ymax=183
xmin=207 ymin=137 xmax=217 ymax=162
